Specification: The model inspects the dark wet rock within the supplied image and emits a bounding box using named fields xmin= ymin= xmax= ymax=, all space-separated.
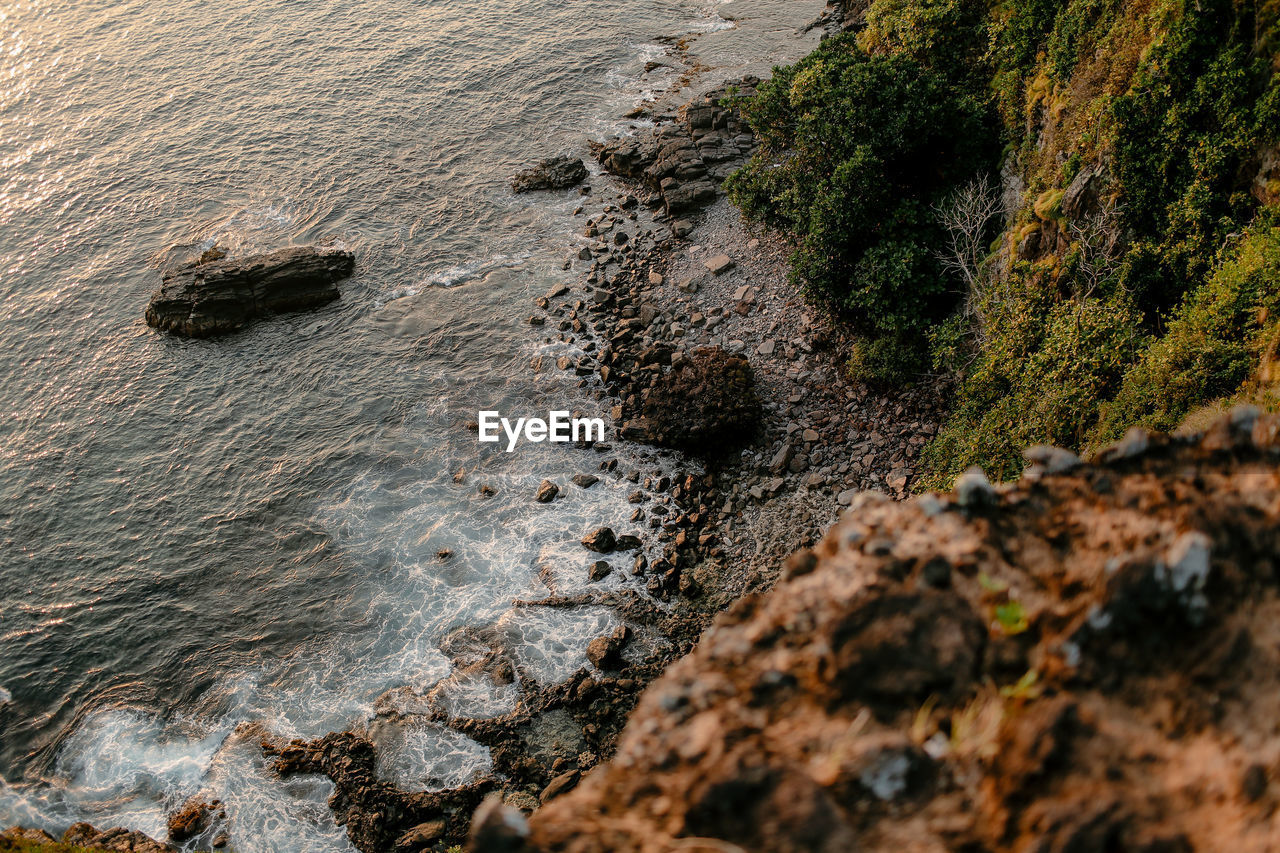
xmin=535 ymin=480 xmax=559 ymax=503
xmin=167 ymin=797 xmax=221 ymax=843
xmin=60 ymin=823 xmax=174 ymax=853
xmin=586 ymin=625 xmax=629 ymax=670
xmin=614 ymin=534 xmax=642 ymax=551
xmin=581 ymin=527 xmax=617 ymax=553
xmin=144 ymin=245 xmax=354 ymax=337
xmin=588 ymin=560 xmax=612 ymax=582
xmin=511 ymin=156 xmax=588 ymax=194
xmin=571 ymin=474 xmax=599 ymax=489
xmin=621 ymin=347 xmax=761 ymax=452
xmin=266 ymin=731 xmax=493 ymax=853
xmin=589 ymin=81 xmax=757 ymax=220
xmin=438 ymin=625 xmax=517 ymax=687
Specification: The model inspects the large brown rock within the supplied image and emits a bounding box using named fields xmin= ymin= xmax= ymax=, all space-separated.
xmin=622 ymin=346 xmax=761 ymax=452
xmin=510 ymin=156 xmax=588 ymax=194
xmin=519 ymin=411 xmax=1280 ymax=852
xmin=144 ymin=245 xmax=354 ymax=337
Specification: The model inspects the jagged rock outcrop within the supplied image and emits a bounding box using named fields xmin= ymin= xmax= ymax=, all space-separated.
xmin=265 ymin=731 xmax=494 ymax=853
xmin=166 ymin=797 xmax=225 ymax=845
xmin=591 ymin=80 xmax=758 ymax=221
xmin=510 ymin=156 xmax=588 ymax=194
xmin=514 ymin=410 xmax=1280 ymax=852
xmin=144 ymin=245 xmax=354 ymax=337
xmin=0 ymin=823 xmax=174 ymax=853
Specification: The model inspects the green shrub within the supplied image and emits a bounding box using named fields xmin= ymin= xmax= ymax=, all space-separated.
xmin=726 ymin=35 xmax=996 ymax=373
xmin=847 ymin=329 xmax=931 ymax=385
xmin=923 ymin=280 xmax=1147 ymax=483
xmin=1092 ymin=228 xmax=1280 ymax=441
xmin=987 ymin=0 xmax=1072 ymax=77
xmin=1110 ymin=0 xmax=1280 ymax=316
xmin=860 ymin=0 xmax=990 ymax=78
xmin=1045 ymin=0 xmax=1122 ymax=82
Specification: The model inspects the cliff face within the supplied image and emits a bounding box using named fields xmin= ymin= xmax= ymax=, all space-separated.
xmin=513 ymin=411 xmax=1280 ymax=851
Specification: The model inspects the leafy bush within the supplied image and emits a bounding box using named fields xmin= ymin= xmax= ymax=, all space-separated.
xmin=1110 ymin=0 xmax=1280 ymax=316
xmin=923 ymin=276 xmax=1147 ymax=483
xmin=860 ymin=0 xmax=989 ymax=78
xmin=1093 ymin=228 xmax=1280 ymax=441
xmin=726 ymin=35 xmax=996 ymax=374
xmin=727 ymin=0 xmax=1280 ymax=483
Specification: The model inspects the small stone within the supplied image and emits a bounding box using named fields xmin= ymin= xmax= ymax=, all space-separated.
xmin=582 ymin=527 xmax=617 ymax=553
xmin=704 ymin=254 xmax=735 ymax=275
xmin=396 ymin=821 xmax=446 ymax=849
xmin=649 ymin=271 xmax=664 ymax=286
xmin=540 ymin=770 xmax=581 ymax=804
xmin=838 ymin=489 xmax=859 ymax=506
xmin=536 ymin=480 xmax=559 ymax=503
xmin=572 ymin=474 xmax=600 ymax=489
xmin=757 ymin=339 xmax=776 ymax=356
xmin=802 ymin=428 xmax=820 ymax=442
xmin=586 ymin=625 xmax=629 ymax=669
xmin=589 ymin=560 xmax=613 ymax=581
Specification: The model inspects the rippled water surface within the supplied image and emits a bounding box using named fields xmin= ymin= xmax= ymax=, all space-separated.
xmin=0 ymin=0 xmax=809 ymax=848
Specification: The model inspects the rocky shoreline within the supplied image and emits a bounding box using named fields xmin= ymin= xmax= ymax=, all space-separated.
xmin=3 ymin=5 xmax=941 ymax=852
xmin=245 ymin=19 xmax=957 ymax=852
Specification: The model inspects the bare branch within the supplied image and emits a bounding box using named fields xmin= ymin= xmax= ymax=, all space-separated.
xmin=1067 ymin=198 xmax=1123 ymax=300
xmin=934 ymin=174 xmax=1003 ymax=334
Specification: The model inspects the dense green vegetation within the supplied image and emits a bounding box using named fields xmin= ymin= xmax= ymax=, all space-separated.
xmin=725 ymin=40 xmax=995 ymax=380
xmin=727 ymin=0 xmax=1280 ymax=482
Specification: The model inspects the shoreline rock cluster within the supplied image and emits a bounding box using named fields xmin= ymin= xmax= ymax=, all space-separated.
xmin=590 ymin=80 xmax=758 ymax=231
xmin=1 ymin=822 xmax=171 ymax=853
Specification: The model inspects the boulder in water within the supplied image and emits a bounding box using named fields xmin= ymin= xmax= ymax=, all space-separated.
xmin=510 ymin=155 xmax=588 ymax=193
xmin=144 ymin=245 xmax=355 ymax=337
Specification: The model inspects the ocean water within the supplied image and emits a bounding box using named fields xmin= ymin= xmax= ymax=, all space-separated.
xmin=0 ymin=0 xmax=816 ymax=849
